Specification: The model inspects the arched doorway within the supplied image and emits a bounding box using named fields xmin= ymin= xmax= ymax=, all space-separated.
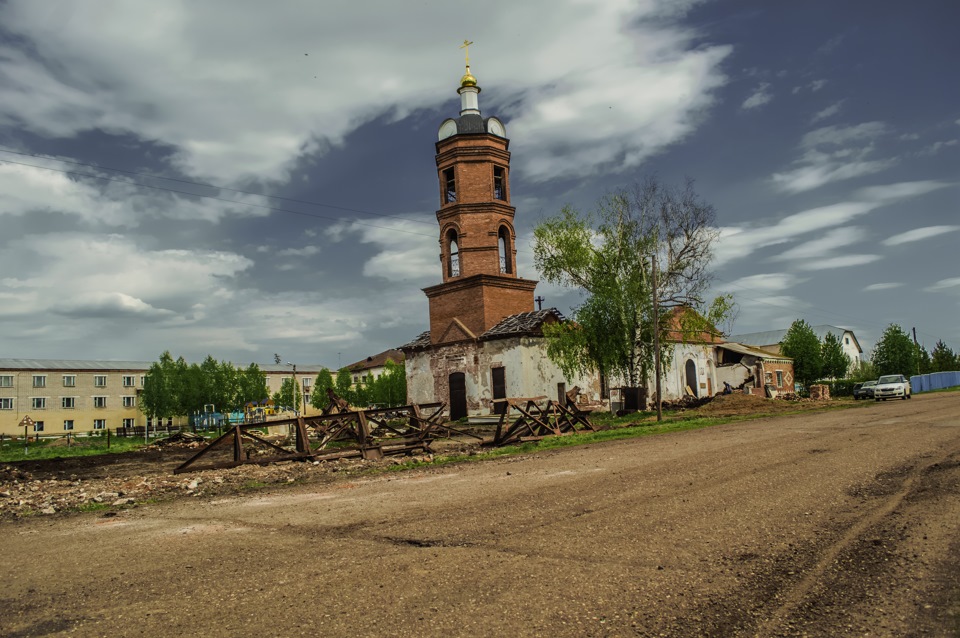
xmin=685 ymin=360 xmax=698 ymax=397
xmin=449 ymin=372 xmax=467 ymax=420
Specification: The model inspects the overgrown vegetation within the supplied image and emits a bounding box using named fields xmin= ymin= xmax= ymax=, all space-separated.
xmin=140 ymin=351 xmax=270 ymax=423
xmin=311 ymin=360 xmax=407 ymax=409
xmin=532 ymin=176 xmax=734 ymax=388
xmin=0 ymin=434 xmax=170 ymax=463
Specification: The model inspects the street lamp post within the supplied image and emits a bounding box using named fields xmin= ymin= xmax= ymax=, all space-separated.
xmin=286 ymin=362 xmax=300 ymax=416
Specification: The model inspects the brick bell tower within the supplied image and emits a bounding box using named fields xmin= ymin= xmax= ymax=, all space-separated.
xmin=423 ymin=52 xmax=537 ymax=345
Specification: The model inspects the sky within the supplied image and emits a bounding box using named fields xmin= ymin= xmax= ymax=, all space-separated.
xmin=0 ymin=0 xmax=957 ymax=369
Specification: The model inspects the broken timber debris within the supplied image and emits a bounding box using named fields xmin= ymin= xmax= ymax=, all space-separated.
xmin=486 ymin=388 xmax=597 ymax=447
xmin=174 ymin=391 xmax=471 ymax=474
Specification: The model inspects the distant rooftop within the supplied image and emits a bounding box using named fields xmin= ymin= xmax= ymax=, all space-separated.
xmin=0 ymin=358 xmax=329 ymax=372
xmin=727 ymin=325 xmax=862 ymax=352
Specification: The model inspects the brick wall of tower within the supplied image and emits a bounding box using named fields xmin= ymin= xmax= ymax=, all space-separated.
xmin=425 ymin=275 xmax=536 ymax=345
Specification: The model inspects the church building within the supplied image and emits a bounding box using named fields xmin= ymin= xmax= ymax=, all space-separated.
xmin=400 ymin=58 xmax=601 ymax=418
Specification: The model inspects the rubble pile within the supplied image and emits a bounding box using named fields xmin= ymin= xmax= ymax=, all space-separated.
xmin=658 ymin=395 xmax=713 ymax=411
xmin=0 ymin=455 xmax=374 ymax=520
xmin=149 ymin=432 xmax=207 ymax=447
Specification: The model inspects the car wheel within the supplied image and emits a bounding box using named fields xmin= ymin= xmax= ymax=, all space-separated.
xmin=907 ymin=393 xmax=912 ymax=399
xmin=875 ymin=398 xmax=880 ymax=402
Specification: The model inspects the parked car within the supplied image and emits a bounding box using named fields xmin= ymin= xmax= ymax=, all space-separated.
xmin=874 ymin=374 xmax=912 ymax=401
xmin=853 ymin=380 xmax=877 ymax=400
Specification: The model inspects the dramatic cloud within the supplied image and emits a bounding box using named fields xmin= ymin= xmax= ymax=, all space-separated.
xmin=741 ymin=83 xmax=773 ymax=110
xmin=882 ymin=225 xmax=960 ymax=246
xmin=0 ymin=0 xmax=730 ymax=185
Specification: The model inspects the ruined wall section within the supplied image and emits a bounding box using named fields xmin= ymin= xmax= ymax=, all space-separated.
xmin=404 ymin=336 xmax=604 ymax=415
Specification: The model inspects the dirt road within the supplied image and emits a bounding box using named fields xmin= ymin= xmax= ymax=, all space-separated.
xmin=2 ymin=393 xmax=958 ymax=637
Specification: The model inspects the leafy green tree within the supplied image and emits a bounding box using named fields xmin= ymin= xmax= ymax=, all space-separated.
xmin=140 ymin=351 xmax=175 ymax=422
xmin=780 ymin=320 xmax=823 ymax=386
xmin=820 ymin=332 xmax=850 ymax=379
xmin=239 ymin=363 xmax=269 ymax=407
xmin=915 ymin=344 xmax=932 ymax=375
xmin=369 ymin=360 xmax=407 ymax=407
xmin=533 ymin=177 xmax=729 ymax=387
xmin=274 ymin=377 xmax=303 ymax=412
xmin=872 ymin=324 xmax=917 ymax=376
xmin=335 ymin=368 xmax=353 ymax=399
xmin=931 ymin=340 xmax=958 ymax=372
xmin=310 ymin=369 xmax=336 ymax=410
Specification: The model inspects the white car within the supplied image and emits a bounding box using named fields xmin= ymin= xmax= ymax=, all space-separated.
xmin=874 ymin=374 xmax=912 ymax=401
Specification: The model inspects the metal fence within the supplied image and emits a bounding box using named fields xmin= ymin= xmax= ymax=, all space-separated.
xmin=910 ymin=371 xmax=960 ymax=393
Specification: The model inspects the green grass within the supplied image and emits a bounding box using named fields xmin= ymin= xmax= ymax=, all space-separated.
xmin=383 ymin=400 xmax=861 ymax=473
xmin=0 ymin=433 xmax=213 ymax=463
xmin=72 ymin=502 xmax=112 ymax=513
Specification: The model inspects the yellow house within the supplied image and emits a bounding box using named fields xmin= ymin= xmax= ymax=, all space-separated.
xmin=0 ymin=359 xmax=330 ymax=437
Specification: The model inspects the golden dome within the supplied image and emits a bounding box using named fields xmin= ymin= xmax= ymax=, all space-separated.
xmin=460 ymin=65 xmax=477 ymax=87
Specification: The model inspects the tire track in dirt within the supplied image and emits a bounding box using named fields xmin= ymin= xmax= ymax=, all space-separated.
xmin=750 ymin=445 xmax=960 ymax=636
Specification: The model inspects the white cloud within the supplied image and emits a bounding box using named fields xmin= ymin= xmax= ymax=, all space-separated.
xmin=882 ymin=225 xmax=960 ymax=246
xmin=925 ymin=277 xmax=960 ymax=293
xmin=0 ymin=161 xmax=267 ymax=227
xmin=713 ymin=201 xmax=877 ymax=267
xmin=772 ymin=158 xmax=896 ymax=194
xmin=276 ymin=245 xmax=320 ymax=257
xmin=0 ymin=0 xmax=731 ymax=185
xmin=864 ymin=282 xmax=902 ymax=291
xmin=855 ymin=180 xmax=950 ymax=202
xmin=334 ymin=215 xmax=438 ymax=283
xmin=741 ymin=83 xmax=773 ymax=110
xmin=919 ymin=139 xmax=959 ymax=155
xmin=772 ymin=122 xmax=895 ymax=193
xmin=800 ymin=122 xmax=888 ymax=148
xmin=774 ymin=226 xmax=863 ymax=261
xmin=811 ymin=100 xmax=844 ymax=123
xmin=809 ymin=78 xmax=828 ymax=91
xmin=14 ymin=234 xmax=252 ymax=313
xmin=713 ymin=180 xmax=951 ymax=268
xmin=797 ymin=254 xmax=881 ymax=270
xmin=723 ymin=273 xmax=802 ymax=292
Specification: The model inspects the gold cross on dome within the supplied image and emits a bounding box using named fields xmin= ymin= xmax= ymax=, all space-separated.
xmin=460 ymin=39 xmax=473 ymax=66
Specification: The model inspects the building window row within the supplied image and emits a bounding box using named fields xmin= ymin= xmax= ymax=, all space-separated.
xmin=8 ymin=395 xmax=136 ymax=410
xmin=0 ymin=373 xmax=142 ymax=389
xmin=25 ymin=418 xmax=138 ymax=433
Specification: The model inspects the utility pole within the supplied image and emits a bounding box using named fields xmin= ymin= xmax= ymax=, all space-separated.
xmin=912 ymin=327 xmax=920 ymax=374
xmin=652 ymin=253 xmax=662 ymax=422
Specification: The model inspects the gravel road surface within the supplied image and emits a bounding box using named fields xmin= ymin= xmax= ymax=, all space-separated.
xmin=2 ymin=393 xmax=958 ymax=637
